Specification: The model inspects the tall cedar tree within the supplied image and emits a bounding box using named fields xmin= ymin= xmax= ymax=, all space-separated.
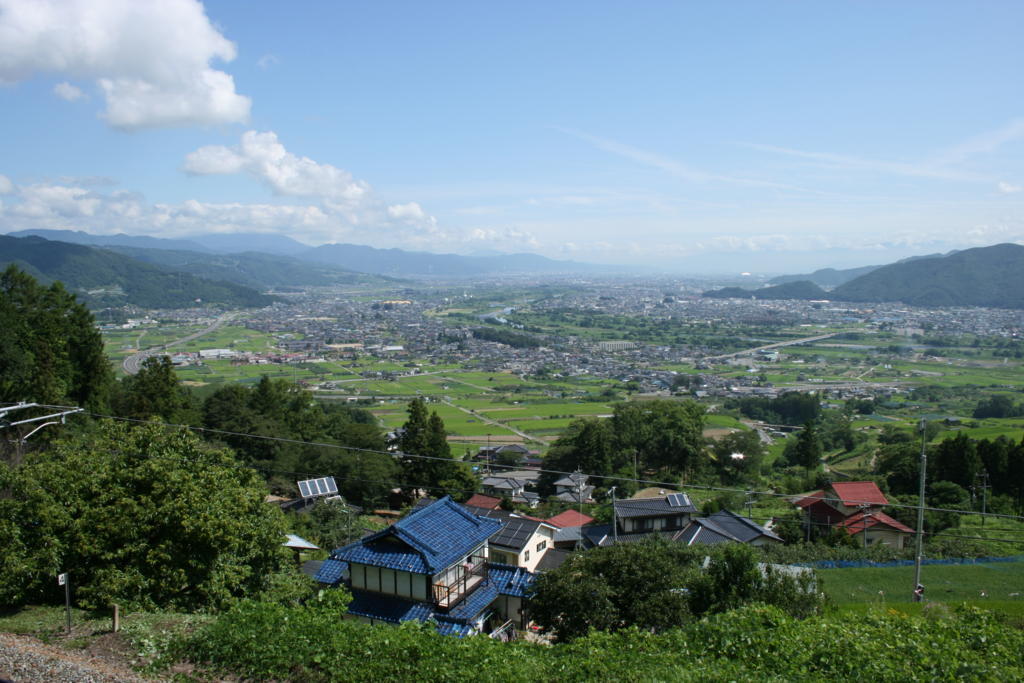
xmin=0 ymin=265 xmax=111 ymax=411
xmin=398 ymin=398 xmax=474 ymax=500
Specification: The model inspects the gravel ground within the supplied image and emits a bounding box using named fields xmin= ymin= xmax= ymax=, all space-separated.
xmin=0 ymin=633 xmax=158 ymax=683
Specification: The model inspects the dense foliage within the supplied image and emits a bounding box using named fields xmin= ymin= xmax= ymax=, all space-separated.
xmin=201 ymin=376 xmax=392 ymax=504
xmin=0 ymin=421 xmax=288 ymax=610
xmin=162 ymin=600 xmax=1024 ymax=682
xmin=471 ymin=326 xmax=541 ymax=348
xmin=529 ymin=540 xmax=823 ymax=641
xmin=540 ymin=399 xmax=706 ymax=495
xmin=725 ymin=391 xmax=821 ymax=425
xmin=0 ymin=265 xmax=112 ymax=410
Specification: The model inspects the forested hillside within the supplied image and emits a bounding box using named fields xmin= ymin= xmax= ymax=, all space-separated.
xmin=831 ymin=243 xmax=1024 ymax=308
xmin=0 ymin=235 xmax=275 ymax=308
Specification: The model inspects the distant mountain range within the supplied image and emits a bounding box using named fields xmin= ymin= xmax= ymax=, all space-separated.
xmin=0 ymin=235 xmax=275 ymax=309
xmin=9 ymin=229 xmax=606 ymax=277
xmin=703 ymin=280 xmax=828 ymax=301
xmin=767 ymin=264 xmax=883 ymax=288
xmin=299 ymin=242 xmax=603 ymax=276
xmin=705 ymin=244 xmax=1024 ymax=309
xmin=101 ymin=246 xmax=399 ymax=289
xmin=8 ymin=229 xmax=312 ymax=256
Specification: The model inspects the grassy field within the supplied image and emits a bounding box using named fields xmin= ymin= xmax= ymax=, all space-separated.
xmin=820 ymin=558 xmax=1024 ymax=605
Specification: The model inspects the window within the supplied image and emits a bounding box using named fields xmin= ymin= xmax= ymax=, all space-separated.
xmin=524 ymin=550 xmax=530 ymax=562
xmin=536 ymin=541 xmax=547 ymax=552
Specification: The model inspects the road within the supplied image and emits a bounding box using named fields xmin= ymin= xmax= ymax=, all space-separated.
xmin=122 ymin=312 xmax=238 ymax=375
xmin=702 ymin=333 xmax=839 ymax=362
xmin=440 ymin=399 xmax=545 ymax=445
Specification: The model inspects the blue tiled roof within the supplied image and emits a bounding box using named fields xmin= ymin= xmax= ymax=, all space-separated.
xmin=433 ymin=619 xmax=476 ymax=637
xmin=446 ymin=582 xmax=498 ymax=622
xmin=314 ymin=558 xmax=348 ymax=585
xmin=488 ymin=563 xmax=536 ymax=598
xmin=334 ymin=496 xmax=502 ymax=575
xmin=346 ymin=589 xmax=435 ymax=624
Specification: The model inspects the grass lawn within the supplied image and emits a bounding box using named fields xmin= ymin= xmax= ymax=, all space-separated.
xmin=820 ymin=558 xmax=1024 ymax=605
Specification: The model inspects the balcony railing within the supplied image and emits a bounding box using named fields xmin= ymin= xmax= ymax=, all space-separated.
xmin=432 ymin=557 xmax=487 ymax=609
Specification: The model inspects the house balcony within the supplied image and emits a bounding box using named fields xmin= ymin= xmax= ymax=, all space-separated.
xmin=432 ymin=557 xmax=488 ymax=610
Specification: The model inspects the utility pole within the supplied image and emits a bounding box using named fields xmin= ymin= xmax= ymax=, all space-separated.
xmin=913 ymin=418 xmax=928 ymax=601
xmin=858 ymin=504 xmax=872 ymax=549
xmin=609 ymin=486 xmax=618 ymax=545
xmin=976 ymin=470 xmax=990 ymax=526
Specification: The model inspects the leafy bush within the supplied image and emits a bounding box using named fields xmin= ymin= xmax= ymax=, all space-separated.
xmin=160 ymin=600 xmax=1024 ymax=682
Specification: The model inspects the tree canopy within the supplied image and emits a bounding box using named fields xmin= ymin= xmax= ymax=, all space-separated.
xmin=0 ymin=420 xmax=288 ymax=610
xmin=0 ymin=265 xmax=112 ymax=411
xmin=529 ymin=539 xmax=823 ymax=642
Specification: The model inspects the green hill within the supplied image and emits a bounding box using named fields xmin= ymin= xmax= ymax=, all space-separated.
xmin=832 ymin=243 xmax=1024 ymax=308
xmin=0 ymin=235 xmax=276 ymax=309
xmin=703 ymin=280 xmax=828 ymax=300
xmin=104 ymin=245 xmax=398 ymax=288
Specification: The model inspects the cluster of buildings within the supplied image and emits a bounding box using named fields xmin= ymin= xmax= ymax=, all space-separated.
xmin=295 ymin=474 xmax=910 ymax=640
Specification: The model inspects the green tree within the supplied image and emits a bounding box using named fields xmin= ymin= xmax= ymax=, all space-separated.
xmin=0 ymin=420 xmax=288 ymax=610
xmin=397 ymin=398 xmax=474 ymax=500
xmin=791 ymin=421 xmax=823 ymax=472
xmin=711 ymin=429 xmax=766 ymax=484
xmin=113 ymin=355 xmax=198 ymax=423
xmin=687 ymin=543 xmax=822 ymax=619
xmin=932 ymin=432 xmax=982 ymax=489
xmin=0 ymin=265 xmax=112 ymax=411
xmin=529 ymin=538 xmax=698 ymax=641
xmin=612 ymin=399 xmax=707 ymax=476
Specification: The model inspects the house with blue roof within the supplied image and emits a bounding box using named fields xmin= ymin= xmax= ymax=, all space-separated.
xmin=316 ymin=496 xmax=537 ymax=637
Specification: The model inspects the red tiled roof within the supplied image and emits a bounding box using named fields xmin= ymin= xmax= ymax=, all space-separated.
xmin=839 ymin=510 xmax=914 ymax=535
xmin=829 ymin=481 xmax=888 ymax=507
xmin=793 ymin=490 xmax=825 ymax=508
xmin=546 ymin=509 xmax=595 ymax=528
xmin=464 ymin=493 xmax=502 ymax=510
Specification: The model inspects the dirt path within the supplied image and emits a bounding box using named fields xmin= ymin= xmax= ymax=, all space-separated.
xmin=0 ymin=632 xmax=162 ymax=682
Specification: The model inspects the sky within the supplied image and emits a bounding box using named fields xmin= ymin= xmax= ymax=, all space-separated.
xmin=0 ymin=0 xmax=1022 ymax=274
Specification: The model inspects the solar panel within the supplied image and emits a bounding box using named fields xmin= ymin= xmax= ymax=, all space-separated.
xmin=297 ymin=476 xmax=338 ymax=498
xmin=667 ymin=493 xmax=689 ymax=508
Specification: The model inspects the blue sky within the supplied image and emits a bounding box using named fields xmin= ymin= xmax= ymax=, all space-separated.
xmin=1 ymin=0 xmax=1022 ymax=273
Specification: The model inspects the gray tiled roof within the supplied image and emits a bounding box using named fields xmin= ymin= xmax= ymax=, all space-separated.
xmin=707 ymin=509 xmax=783 ymax=543
xmin=614 ymin=494 xmax=696 ymax=518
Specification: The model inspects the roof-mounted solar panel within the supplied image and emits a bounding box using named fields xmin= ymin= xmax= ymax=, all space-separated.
xmin=297 ymin=476 xmax=338 ymax=499
xmin=667 ymin=493 xmax=690 ymax=507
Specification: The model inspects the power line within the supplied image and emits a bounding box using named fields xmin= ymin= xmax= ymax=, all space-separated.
xmin=16 ymin=408 xmax=1024 ymax=550
xmin=40 ymin=407 xmax=1024 ymax=523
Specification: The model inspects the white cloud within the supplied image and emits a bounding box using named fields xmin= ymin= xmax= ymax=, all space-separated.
xmin=386 ymin=202 xmax=427 ymax=221
xmin=13 ymin=183 xmax=101 ymax=217
xmin=998 ymin=181 xmax=1022 ymax=194
xmin=256 ymin=54 xmax=279 ymax=70
xmin=185 ymin=131 xmax=370 ymax=203
xmin=0 ymin=174 xmax=13 ymax=194
xmin=0 ymin=0 xmax=250 ymax=129
xmin=52 ymin=81 xmax=85 ymax=101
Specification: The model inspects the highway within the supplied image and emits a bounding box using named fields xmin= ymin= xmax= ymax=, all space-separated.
xmin=122 ymin=312 xmax=238 ymax=375
xmin=702 ymin=332 xmax=838 ymax=362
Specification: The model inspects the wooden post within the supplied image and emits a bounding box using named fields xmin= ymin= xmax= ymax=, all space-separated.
xmin=113 ymin=604 xmax=120 ymax=633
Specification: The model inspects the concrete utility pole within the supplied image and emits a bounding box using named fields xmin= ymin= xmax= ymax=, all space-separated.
xmin=976 ymin=470 xmax=990 ymax=526
xmin=609 ymin=486 xmax=618 ymax=545
xmin=913 ymin=418 xmax=928 ymax=600
xmin=858 ymin=503 xmax=872 ymax=549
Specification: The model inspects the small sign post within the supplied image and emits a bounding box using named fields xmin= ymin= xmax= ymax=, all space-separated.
xmin=58 ymin=572 xmax=70 ymax=634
